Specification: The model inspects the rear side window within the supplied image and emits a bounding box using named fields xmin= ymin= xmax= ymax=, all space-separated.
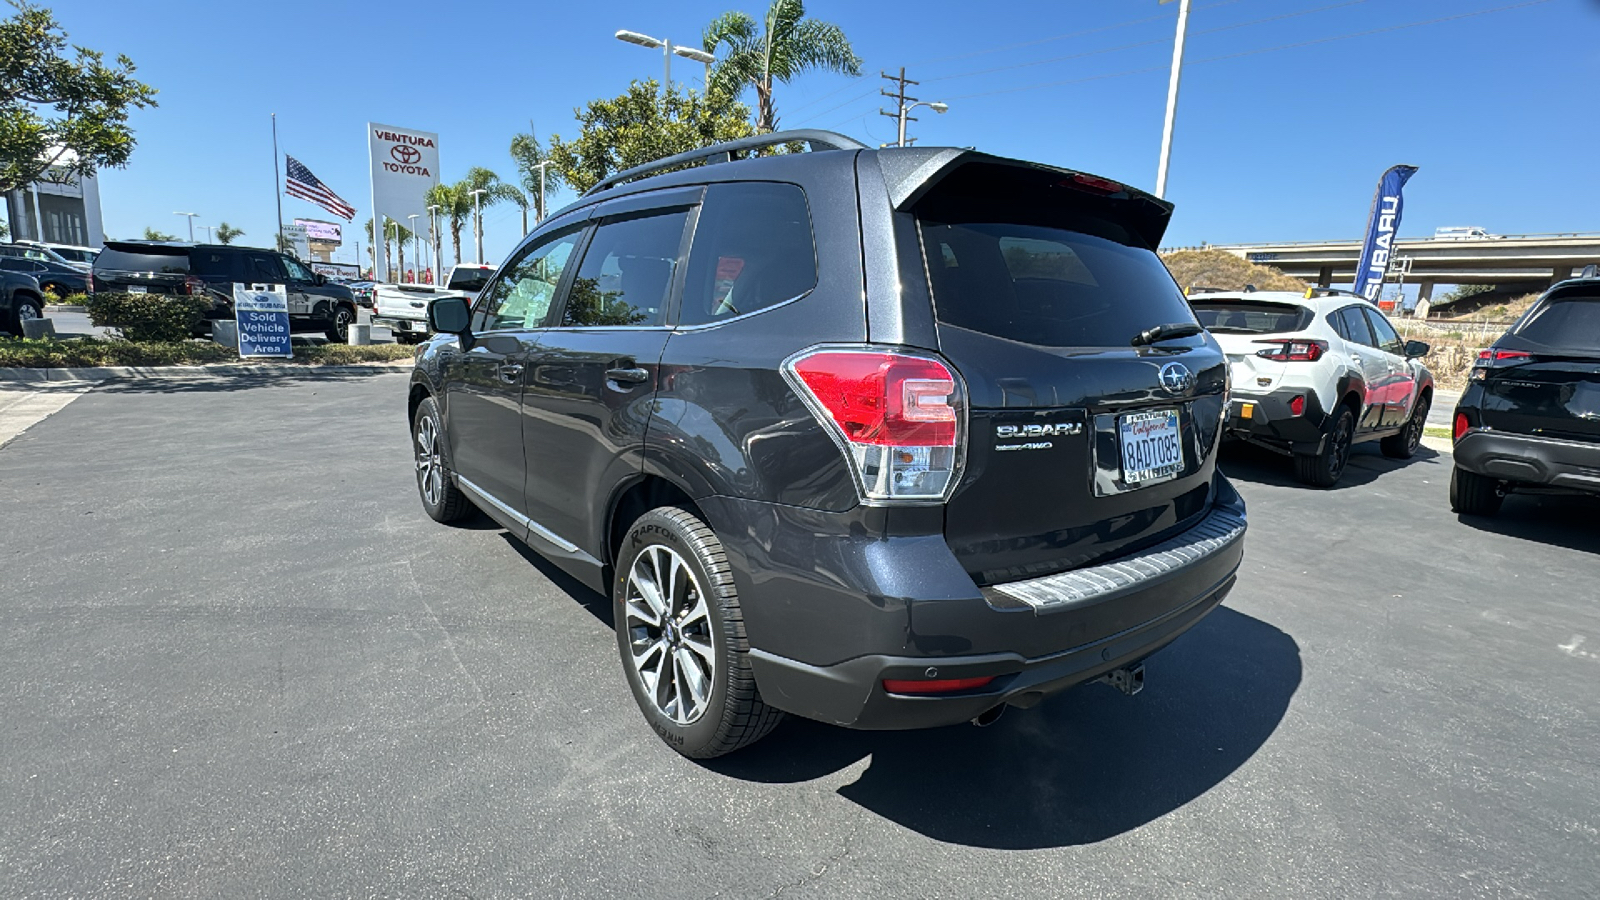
xmin=1335 ymin=306 xmax=1376 ymax=347
xmin=449 ymin=266 xmax=493 ymax=292
xmin=561 ymin=210 xmax=688 ymax=328
xmin=1514 ymin=292 xmax=1600 ymax=351
xmin=679 ymin=182 xmax=817 ymax=327
xmin=1191 ymin=301 xmax=1313 ymax=334
xmin=920 ymin=221 xmax=1193 ymax=348
xmin=94 ymin=248 xmax=189 ymax=274
xmin=191 ymin=249 xmax=241 ymax=279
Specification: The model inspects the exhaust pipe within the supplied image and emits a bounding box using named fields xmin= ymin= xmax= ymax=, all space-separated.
xmin=971 ymin=704 xmax=1006 ymax=727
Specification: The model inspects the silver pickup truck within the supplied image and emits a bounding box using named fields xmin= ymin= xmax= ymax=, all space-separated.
xmin=372 ymin=264 xmax=493 ymax=344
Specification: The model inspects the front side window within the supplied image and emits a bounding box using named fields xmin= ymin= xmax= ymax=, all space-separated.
xmin=472 ymin=227 xmax=583 ymax=332
xmin=283 ymin=257 xmax=315 ymax=282
xmin=246 ymin=253 xmax=287 ymax=283
xmin=1363 ymin=307 xmax=1404 ymax=355
xmin=679 ymin=182 xmax=816 ymax=327
xmin=1337 ymin=306 xmax=1376 ymax=348
xmin=561 ymin=210 xmax=688 ymax=328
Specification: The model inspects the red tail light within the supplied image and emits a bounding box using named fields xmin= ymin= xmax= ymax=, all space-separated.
xmin=1454 ymin=412 xmax=1470 ymax=441
xmin=85 ymin=272 xmax=94 ymax=293
xmin=183 ymin=276 xmax=207 ymax=296
xmin=1476 ymin=348 xmax=1531 ymax=362
xmin=882 ymin=676 xmax=995 ymax=695
xmin=1063 ymin=173 xmax=1124 ymax=195
xmin=784 ymin=347 xmax=965 ymax=502
xmin=1254 ymin=339 xmax=1327 ymax=362
xmin=1472 ymin=347 xmax=1532 ymax=382
xmin=1289 ymin=395 xmax=1306 ymax=417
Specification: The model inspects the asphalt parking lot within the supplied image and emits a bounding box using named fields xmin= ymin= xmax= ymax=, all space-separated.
xmin=1 ymin=372 xmax=1595 ymax=899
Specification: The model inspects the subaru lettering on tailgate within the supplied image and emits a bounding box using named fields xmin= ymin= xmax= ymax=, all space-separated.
xmin=1119 ymin=409 xmax=1182 ymax=485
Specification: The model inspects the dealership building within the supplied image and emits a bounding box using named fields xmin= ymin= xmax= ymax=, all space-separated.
xmin=5 ymin=159 xmax=105 ymax=249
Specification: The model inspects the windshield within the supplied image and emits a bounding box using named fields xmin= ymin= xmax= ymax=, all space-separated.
xmin=1191 ymin=301 xmax=1313 ymax=334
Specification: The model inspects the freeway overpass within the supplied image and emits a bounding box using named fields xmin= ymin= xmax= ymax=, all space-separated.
xmin=1190 ymin=233 xmax=1600 ymax=302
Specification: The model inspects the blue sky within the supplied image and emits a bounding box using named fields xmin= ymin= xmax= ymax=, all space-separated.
xmin=48 ymin=0 xmax=1600 ymax=270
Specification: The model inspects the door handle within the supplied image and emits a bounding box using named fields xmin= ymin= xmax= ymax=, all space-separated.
xmin=497 ymin=363 xmax=524 ymax=384
xmin=605 ymin=366 xmax=651 ymax=385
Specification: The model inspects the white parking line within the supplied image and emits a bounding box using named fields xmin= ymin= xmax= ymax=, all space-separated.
xmin=0 ymin=384 xmax=96 ymax=449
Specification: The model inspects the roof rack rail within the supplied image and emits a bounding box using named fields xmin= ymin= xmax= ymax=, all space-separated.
xmin=1185 ymin=285 xmax=1230 ymax=295
xmin=1303 ymin=287 xmax=1364 ymax=300
xmin=583 ymin=129 xmax=869 ymax=196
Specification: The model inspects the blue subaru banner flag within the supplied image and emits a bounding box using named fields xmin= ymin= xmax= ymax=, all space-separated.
xmin=1352 ymin=165 xmax=1419 ymax=302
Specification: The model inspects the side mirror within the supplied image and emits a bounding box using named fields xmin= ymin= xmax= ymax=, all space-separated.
xmin=314 ymin=272 xmax=327 ymax=285
xmin=1404 ymin=339 xmax=1430 ymax=359
xmin=428 ymin=295 xmax=471 ymax=335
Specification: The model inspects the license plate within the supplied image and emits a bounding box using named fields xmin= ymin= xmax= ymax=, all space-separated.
xmin=1119 ymin=409 xmax=1183 ymax=485
xmin=126 ymin=285 xmax=147 ymax=294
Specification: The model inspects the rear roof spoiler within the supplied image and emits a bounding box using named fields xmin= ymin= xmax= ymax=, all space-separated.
xmin=878 ymin=147 xmax=1175 ymax=248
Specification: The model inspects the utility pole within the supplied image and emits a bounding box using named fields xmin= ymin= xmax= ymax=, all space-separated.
xmin=880 ymin=68 xmax=918 ymax=147
xmin=469 ymin=189 xmax=487 ymax=264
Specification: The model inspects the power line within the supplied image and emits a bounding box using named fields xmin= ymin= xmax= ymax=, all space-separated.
xmin=941 ymin=0 xmax=1553 ymax=103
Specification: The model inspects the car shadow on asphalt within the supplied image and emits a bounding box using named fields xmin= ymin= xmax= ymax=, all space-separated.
xmin=497 ymin=532 xmax=616 ymax=628
xmin=1456 ymin=494 xmax=1600 ymax=554
xmin=704 ymin=606 xmax=1301 ymax=849
xmin=94 ymin=369 xmax=402 ymax=394
xmin=1220 ymin=440 xmax=1443 ymax=490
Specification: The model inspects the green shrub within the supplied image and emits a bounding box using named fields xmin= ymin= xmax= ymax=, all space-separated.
xmin=0 ymin=336 xmax=415 ymax=368
xmin=84 ymin=292 xmax=213 ymax=342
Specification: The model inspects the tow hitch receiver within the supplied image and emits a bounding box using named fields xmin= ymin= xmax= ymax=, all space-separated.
xmin=1097 ymin=663 xmax=1145 ymax=696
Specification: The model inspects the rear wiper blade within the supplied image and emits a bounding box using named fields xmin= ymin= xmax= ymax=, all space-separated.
xmin=1131 ymin=322 xmax=1204 ymax=346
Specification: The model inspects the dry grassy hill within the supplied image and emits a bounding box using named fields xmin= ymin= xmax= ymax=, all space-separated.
xmin=1160 ymin=249 xmax=1308 ymax=293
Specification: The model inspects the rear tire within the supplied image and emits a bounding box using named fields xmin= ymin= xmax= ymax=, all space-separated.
xmin=9 ymin=295 xmax=42 ymax=335
xmin=1382 ymin=394 xmax=1430 ymax=459
xmin=1294 ymin=406 xmax=1355 ymax=488
xmin=325 ymin=305 xmax=355 ymax=343
xmin=614 ymin=506 xmax=783 ymax=758
xmin=412 ymin=395 xmax=472 ymax=523
xmin=1450 ymin=465 xmax=1504 ymax=516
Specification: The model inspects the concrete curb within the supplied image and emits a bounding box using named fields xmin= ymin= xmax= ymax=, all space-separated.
xmin=44 ymin=305 xmax=87 ymax=313
xmin=0 ymin=362 xmax=414 ymax=384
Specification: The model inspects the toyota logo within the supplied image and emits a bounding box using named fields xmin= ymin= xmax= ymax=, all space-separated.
xmin=1159 ymin=362 xmax=1195 ymax=394
xmin=390 ymin=144 xmax=421 ymax=165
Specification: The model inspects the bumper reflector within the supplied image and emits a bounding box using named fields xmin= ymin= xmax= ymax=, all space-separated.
xmin=1239 ymin=402 xmax=1254 ymax=420
xmin=882 ymin=676 xmax=996 ymax=695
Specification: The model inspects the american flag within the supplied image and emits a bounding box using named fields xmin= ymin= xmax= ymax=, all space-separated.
xmin=285 ymin=155 xmax=356 ymax=220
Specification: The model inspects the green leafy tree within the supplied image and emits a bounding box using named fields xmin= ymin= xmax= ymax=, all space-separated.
xmin=509 ymin=126 xmax=565 ymax=224
xmin=0 ymin=219 xmax=8 ymax=239
xmin=701 ymin=0 xmax=861 ymax=133
xmin=214 ymin=221 xmax=243 ymax=245
xmin=141 ymin=226 xmax=175 ymax=240
xmin=0 ymin=2 xmax=159 ymax=194
xmin=547 ymin=81 xmax=756 ymax=195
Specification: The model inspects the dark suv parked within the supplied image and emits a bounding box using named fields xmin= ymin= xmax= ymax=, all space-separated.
xmin=408 ymin=131 xmax=1248 ymax=757
xmin=92 ymin=241 xmax=358 ymax=342
xmin=1 ymin=269 xmax=45 ymax=335
xmin=1451 ymin=270 xmax=1600 ymax=516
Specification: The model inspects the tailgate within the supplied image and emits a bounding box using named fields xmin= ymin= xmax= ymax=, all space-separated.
xmin=375 ymin=285 xmax=436 ymax=319
xmin=1481 ymin=290 xmax=1600 ymax=440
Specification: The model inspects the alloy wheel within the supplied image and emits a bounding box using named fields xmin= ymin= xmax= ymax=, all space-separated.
xmin=415 ymin=415 xmax=444 ymax=506
xmin=1329 ymin=415 xmax=1353 ymax=479
xmin=18 ymin=303 xmax=39 ymax=321
xmin=624 ymin=544 xmax=715 ymax=725
xmin=1407 ymin=400 xmax=1429 ymax=453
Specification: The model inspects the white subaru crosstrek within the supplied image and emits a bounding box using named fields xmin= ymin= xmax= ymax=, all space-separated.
xmin=1190 ymin=288 xmax=1435 ymax=487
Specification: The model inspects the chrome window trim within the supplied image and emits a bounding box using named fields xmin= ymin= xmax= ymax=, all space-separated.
xmin=455 ymin=475 xmax=581 ymax=554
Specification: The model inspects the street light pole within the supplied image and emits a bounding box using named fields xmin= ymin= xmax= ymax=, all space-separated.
xmin=616 ymin=30 xmax=716 ymax=98
xmin=428 ymin=204 xmax=441 ymax=278
xmin=469 ymin=188 xmax=487 ymax=264
xmin=530 ymin=160 xmax=553 ymax=222
xmin=1154 ymin=0 xmax=1191 ymax=199
xmin=407 ymin=214 xmax=422 ymax=282
xmin=173 ymin=211 xmax=199 ymax=241
xmin=197 ymin=225 xmax=213 ymax=242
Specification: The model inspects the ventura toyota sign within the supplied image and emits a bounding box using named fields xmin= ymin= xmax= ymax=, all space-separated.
xmin=367 ymin=121 xmax=440 ymax=266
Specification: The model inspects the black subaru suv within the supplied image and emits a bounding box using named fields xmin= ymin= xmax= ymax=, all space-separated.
xmin=1451 ymin=270 xmax=1600 ymax=516
xmin=92 ymin=241 xmax=358 ymax=342
xmin=408 ymin=131 xmax=1248 ymax=757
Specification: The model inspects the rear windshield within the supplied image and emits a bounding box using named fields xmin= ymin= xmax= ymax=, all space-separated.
xmin=1513 ymin=292 xmax=1600 ymax=351
xmin=919 ymin=220 xmax=1195 ymax=347
xmin=1191 ymin=300 xmax=1313 ymax=335
xmin=95 ymin=247 xmax=189 ymax=275
xmin=448 ymin=266 xmax=493 ymax=292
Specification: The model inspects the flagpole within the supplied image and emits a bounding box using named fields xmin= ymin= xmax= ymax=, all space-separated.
xmin=272 ymin=113 xmax=285 ymax=251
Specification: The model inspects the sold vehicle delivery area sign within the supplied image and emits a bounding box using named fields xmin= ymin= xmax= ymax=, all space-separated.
xmin=234 ymin=283 xmax=292 ymax=358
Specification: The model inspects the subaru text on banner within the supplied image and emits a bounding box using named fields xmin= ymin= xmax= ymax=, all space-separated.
xmin=404 ymin=131 xmax=1248 ymax=758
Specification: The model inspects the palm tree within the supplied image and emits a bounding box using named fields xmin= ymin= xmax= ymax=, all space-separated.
xmin=426 ymin=168 xmax=521 ymax=266
xmin=364 ymin=217 xmax=413 ymax=281
xmin=215 ymin=222 xmax=244 ymax=245
xmin=702 ymin=0 xmax=862 ymax=133
xmin=424 ymin=181 xmax=470 ymax=269
xmin=142 ymin=226 xmax=177 ymax=241
xmin=510 ymin=126 xmax=565 ymax=223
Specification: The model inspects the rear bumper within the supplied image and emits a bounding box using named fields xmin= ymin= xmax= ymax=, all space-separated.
xmin=1454 ymin=430 xmax=1600 ymax=493
xmin=373 ymin=316 xmax=430 ymax=333
xmin=729 ymin=478 xmax=1246 ymax=730
xmin=1224 ymin=387 xmax=1327 ymax=449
